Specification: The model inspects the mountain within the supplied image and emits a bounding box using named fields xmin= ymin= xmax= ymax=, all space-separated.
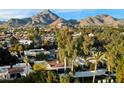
xmin=79 ymin=14 xmax=124 ymax=26
xmin=67 ymin=19 xmax=79 ymax=26
xmin=6 ymin=9 xmax=79 ymax=27
xmin=8 ymin=18 xmax=32 ymax=27
xmin=0 ymin=21 xmax=6 ymax=24
xmin=7 ymin=9 xmax=60 ymax=27
xmin=32 ymin=9 xmax=59 ymax=26
xmin=50 ymin=18 xmax=79 ymax=27
xmin=1 ymin=10 xmax=124 ymax=27
xmin=50 ymin=18 xmax=67 ymax=27
xmin=0 ymin=21 xmax=8 ymax=28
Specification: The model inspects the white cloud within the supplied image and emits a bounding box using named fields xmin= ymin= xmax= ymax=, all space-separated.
xmin=0 ymin=9 xmax=89 ymax=21
xmin=52 ymin=9 xmax=97 ymax=15
xmin=52 ymin=9 xmax=83 ymax=13
xmin=0 ymin=9 xmax=41 ymax=21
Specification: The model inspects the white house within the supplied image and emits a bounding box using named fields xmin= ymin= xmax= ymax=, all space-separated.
xmin=0 ymin=69 xmax=9 ymax=80
xmin=88 ymin=33 xmax=94 ymax=37
xmin=19 ymin=40 xmax=33 ymax=45
xmin=13 ymin=63 xmax=33 ymax=76
xmin=0 ymin=66 xmax=11 ymax=69
xmin=0 ymin=63 xmax=33 ymax=80
xmin=24 ymin=48 xmax=45 ymax=57
xmin=73 ymin=69 xmax=107 ymax=78
xmin=0 ymin=66 xmax=10 ymax=80
xmin=24 ymin=48 xmax=51 ymax=57
xmin=72 ymin=32 xmax=82 ymax=37
xmin=59 ymin=69 xmax=107 ymax=78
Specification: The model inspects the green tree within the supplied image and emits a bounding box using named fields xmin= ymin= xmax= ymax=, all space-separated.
xmin=18 ymin=44 xmax=24 ymax=56
xmin=23 ymin=56 xmax=30 ymax=75
xmin=115 ymin=54 xmax=124 ymax=83
xmin=88 ymin=52 xmax=105 ymax=83
xmin=59 ymin=74 xmax=71 ymax=83
xmin=46 ymin=71 xmax=59 ymax=83
xmin=33 ymin=62 xmax=47 ymax=71
xmin=56 ymin=29 xmax=78 ymax=73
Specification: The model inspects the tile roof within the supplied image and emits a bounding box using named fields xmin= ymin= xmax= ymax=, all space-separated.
xmin=47 ymin=60 xmax=64 ymax=68
xmin=8 ymin=67 xmax=24 ymax=74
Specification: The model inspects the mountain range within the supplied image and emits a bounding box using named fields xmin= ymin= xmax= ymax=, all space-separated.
xmin=1 ymin=9 xmax=124 ymax=27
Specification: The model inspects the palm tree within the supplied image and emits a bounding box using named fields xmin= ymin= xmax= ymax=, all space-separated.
xmin=70 ymin=49 xmax=77 ymax=72
xmin=18 ymin=44 xmax=24 ymax=57
xmin=56 ymin=30 xmax=72 ymax=73
xmin=88 ymin=51 xmax=105 ymax=83
xmin=115 ymin=54 xmax=124 ymax=83
xmin=23 ymin=56 xmax=30 ymax=76
xmin=64 ymin=56 xmax=67 ymax=73
xmin=105 ymin=43 xmax=118 ymax=78
xmin=105 ymin=51 xmax=115 ymax=77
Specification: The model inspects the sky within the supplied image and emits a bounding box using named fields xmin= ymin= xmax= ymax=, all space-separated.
xmin=0 ymin=9 xmax=124 ymax=21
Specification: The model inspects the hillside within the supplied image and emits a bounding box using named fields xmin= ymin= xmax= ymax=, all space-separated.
xmin=1 ymin=10 xmax=124 ymax=27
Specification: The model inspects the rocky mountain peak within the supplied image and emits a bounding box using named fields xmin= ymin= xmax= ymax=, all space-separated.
xmin=41 ymin=9 xmax=52 ymax=14
xmin=1 ymin=10 xmax=124 ymax=27
xmin=32 ymin=9 xmax=59 ymax=26
xmin=79 ymin=14 xmax=121 ymax=26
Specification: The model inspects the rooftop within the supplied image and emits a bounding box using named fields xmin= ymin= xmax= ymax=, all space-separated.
xmin=8 ymin=67 xmax=24 ymax=74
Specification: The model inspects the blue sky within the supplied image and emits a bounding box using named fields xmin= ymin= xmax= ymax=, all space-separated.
xmin=0 ymin=9 xmax=124 ymax=21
